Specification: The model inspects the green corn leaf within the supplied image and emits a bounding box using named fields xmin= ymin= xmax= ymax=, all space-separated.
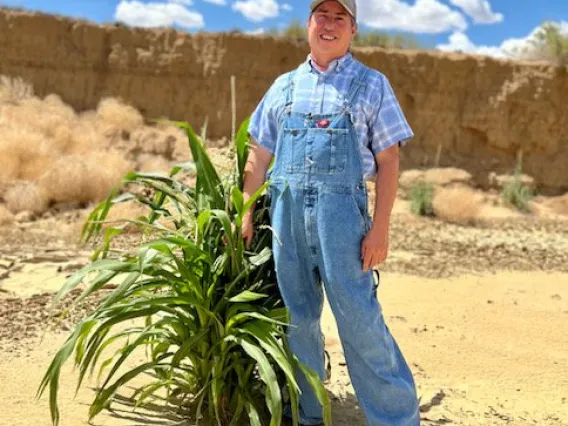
xmin=249 ymin=247 xmax=272 ymax=266
xmin=245 ymin=400 xmax=262 ymax=426
xmin=232 ymin=186 xmax=244 ymax=222
xmin=238 ymin=322 xmax=299 ymax=394
xmin=37 ymin=319 xmax=96 ymax=426
xmin=89 ymin=356 xmax=171 ymax=420
xmin=238 ymin=337 xmax=282 ymax=426
xmin=242 ymin=181 xmax=270 ymax=217
xmin=296 ymin=360 xmax=332 ymax=426
xmin=235 ymin=116 xmax=250 ymax=190
xmin=226 ymin=311 xmax=288 ymax=331
xmin=172 ymin=121 xmax=223 ymax=209
xmin=229 ymin=291 xmax=268 ymax=303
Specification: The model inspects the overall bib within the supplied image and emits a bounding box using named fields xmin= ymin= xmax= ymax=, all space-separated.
xmin=269 ymin=69 xmax=420 ymax=426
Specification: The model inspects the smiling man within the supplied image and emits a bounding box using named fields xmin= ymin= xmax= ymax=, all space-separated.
xmin=242 ymin=1 xmax=420 ymax=425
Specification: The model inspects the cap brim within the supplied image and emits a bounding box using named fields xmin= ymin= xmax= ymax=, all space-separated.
xmin=310 ymin=0 xmax=355 ymax=19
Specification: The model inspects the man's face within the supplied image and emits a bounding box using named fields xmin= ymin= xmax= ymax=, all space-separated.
xmin=307 ymin=1 xmax=357 ymax=61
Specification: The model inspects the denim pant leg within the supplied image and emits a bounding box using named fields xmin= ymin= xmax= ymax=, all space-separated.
xmin=271 ymin=186 xmax=326 ymax=424
xmin=316 ymin=191 xmax=420 ymax=426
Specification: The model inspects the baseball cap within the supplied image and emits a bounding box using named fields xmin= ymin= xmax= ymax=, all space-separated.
xmin=310 ymin=0 xmax=357 ymax=21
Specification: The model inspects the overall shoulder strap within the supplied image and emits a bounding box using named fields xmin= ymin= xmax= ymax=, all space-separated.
xmin=283 ymin=70 xmax=297 ymax=107
xmin=346 ymin=65 xmax=370 ymax=106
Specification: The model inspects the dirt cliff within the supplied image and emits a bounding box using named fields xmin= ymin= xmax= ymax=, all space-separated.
xmin=1 ymin=8 xmax=567 ymax=193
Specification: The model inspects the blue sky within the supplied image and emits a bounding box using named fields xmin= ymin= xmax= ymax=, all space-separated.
xmin=1 ymin=0 xmax=566 ymax=57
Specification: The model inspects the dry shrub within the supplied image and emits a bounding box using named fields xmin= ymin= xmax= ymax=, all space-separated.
xmin=0 ymin=126 xmax=22 ymax=184
xmin=39 ymin=152 xmax=133 ymax=205
xmin=0 ymin=78 xmax=190 ymax=217
xmin=0 ymin=204 xmax=15 ymax=226
xmin=0 ymin=121 xmax=54 ymax=182
xmin=70 ymin=115 xmax=108 ymax=154
xmin=4 ymin=181 xmax=48 ymax=214
xmin=432 ymin=186 xmax=484 ymax=225
xmin=96 ymin=98 xmax=144 ymax=135
xmin=18 ymin=95 xmax=76 ymax=141
xmin=137 ymin=153 xmax=172 ymax=173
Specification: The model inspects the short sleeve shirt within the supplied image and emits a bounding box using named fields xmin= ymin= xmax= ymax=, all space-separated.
xmin=248 ymin=52 xmax=414 ymax=180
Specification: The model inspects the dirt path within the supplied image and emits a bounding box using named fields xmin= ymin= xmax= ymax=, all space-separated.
xmin=1 ymin=269 xmax=566 ymax=426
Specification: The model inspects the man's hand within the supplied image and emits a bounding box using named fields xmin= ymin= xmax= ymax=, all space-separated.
xmin=361 ymin=227 xmax=389 ymax=271
xmin=241 ymin=139 xmax=273 ymax=250
xmin=361 ymin=143 xmax=399 ymax=272
xmin=242 ymin=212 xmax=254 ymax=249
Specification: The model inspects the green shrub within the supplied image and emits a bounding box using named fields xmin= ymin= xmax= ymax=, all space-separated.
xmin=511 ymin=22 xmax=568 ymax=67
xmin=530 ymin=22 xmax=568 ymax=67
xmin=501 ymin=166 xmax=533 ymax=213
xmin=409 ymin=181 xmax=434 ymax=217
xmin=37 ymin=119 xmax=331 ymax=426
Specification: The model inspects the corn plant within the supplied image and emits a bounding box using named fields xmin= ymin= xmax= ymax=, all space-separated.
xmin=37 ymin=119 xmax=331 ymax=426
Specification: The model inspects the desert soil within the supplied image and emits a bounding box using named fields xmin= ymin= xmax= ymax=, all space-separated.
xmin=0 ymin=201 xmax=567 ymax=426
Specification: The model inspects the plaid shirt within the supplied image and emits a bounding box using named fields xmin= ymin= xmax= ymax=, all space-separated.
xmin=248 ymin=52 xmax=414 ymax=180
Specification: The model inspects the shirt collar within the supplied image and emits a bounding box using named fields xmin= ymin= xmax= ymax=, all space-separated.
xmin=304 ymin=52 xmax=353 ymax=75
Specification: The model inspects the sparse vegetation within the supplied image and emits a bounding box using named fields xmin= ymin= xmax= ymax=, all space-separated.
xmin=0 ymin=75 xmax=188 ymax=216
xmin=501 ymin=165 xmax=534 ymax=213
xmin=514 ymin=22 xmax=568 ymax=67
xmin=266 ymin=20 xmax=423 ymax=49
xmin=409 ymin=181 xmax=434 ymax=217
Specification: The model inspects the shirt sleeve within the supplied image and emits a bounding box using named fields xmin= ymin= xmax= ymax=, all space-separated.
xmin=248 ymin=83 xmax=279 ymax=154
xmin=369 ymin=75 xmax=414 ymax=155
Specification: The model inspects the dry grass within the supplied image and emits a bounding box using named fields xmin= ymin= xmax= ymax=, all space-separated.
xmin=4 ymin=181 xmax=48 ymax=214
xmin=432 ymin=185 xmax=484 ymax=225
xmin=0 ymin=75 xmax=189 ymax=216
xmin=38 ymin=152 xmax=133 ymax=205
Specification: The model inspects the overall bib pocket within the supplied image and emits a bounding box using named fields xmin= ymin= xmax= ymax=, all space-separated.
xmin=283 ymin=127 xmax=348 ymax=174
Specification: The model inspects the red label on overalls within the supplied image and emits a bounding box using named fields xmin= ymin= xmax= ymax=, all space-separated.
xmin=317 ymin=119 xmax=329 ymax=128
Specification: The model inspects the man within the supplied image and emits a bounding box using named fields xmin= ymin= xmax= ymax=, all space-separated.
xmin=241 ymin=1 xmax=420 ymax=425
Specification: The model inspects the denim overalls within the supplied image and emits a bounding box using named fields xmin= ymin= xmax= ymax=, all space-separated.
xmin=268 ymin=68 xmax=420 ymax=426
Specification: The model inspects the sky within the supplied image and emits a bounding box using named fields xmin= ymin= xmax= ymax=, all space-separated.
xmin=0 ymin=0 xmax=567 ymax=58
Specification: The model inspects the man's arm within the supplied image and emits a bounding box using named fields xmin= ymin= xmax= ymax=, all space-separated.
xmin=361 ymin=143 xmax=400 ymax=271
xmin=242 ymin=139 xmax=274 ymax=248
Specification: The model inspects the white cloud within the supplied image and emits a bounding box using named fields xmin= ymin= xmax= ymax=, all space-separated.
xmin=358 ymin=0 xmax=467 ymax=34
xmin=437 ymin=22 xmax=568 ymax=58
xmin=436 ymin=31 xmax=503 ymax=56
xmin=115 ymin=1 xmax=204 ymax=29
xmin=448 ymin=0 xmax=503 ymax=24
xmin=246 ymin=28 xmax=266 ymax=34
xmin=281 ymin=3 xmax=292 ymax=11
xmin=232 ymin=0 xmax=279 ymax=22
xmin=169 ymin=0 xmax=191 ymax=4
xmin=204 ymin=0 xmax=227 ymax=5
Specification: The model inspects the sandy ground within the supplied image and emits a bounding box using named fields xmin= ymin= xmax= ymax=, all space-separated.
xmin=1 ymin=203 xmax=567 ymax=426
